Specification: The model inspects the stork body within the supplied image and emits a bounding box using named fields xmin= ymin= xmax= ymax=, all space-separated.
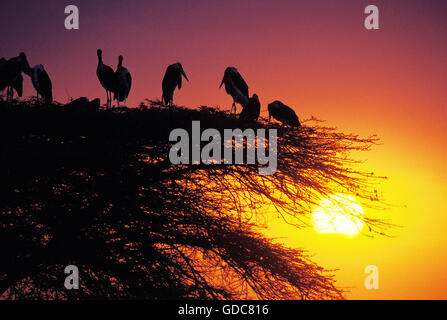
xmin=162 ymin=62 xmax=188 ymax=106
xmin=7 ymin=73 xmax=23 ymax=100
xmin=0 ymin=57 xmax=8 ymax=99
xmin=96 ymin=49 xmax=117 ymax=109
xmin=268 ymin=100 xmax=301 ymax=127
xmin=114 ymin=55 xmax=132 ymax=107
xmin=0 ymin=53 xmax=29 ymax=101
xmin=220 ymin=67 xmax=249 ymax=114
xmin=66 ymin=97 xmax=101 ymax=110
xmin=240 ymin=94 xmax=261 ymax=122
xmin=27 ymin=64 xmax=53 ymax=104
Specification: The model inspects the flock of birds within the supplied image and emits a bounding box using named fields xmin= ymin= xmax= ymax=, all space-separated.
xmin=0 ymin=50 xmax=301 ymax=130
xmin=0 ymin=52 xmax=52 ymax=104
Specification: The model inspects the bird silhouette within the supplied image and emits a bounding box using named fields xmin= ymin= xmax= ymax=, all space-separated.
xmin=0 ymin=52 xmax=29 ymax=102
xmin=162 ymin=62 xmax=188 ymax=106
xmin=240 ymin=94 xmax=261 ymax=122
xmin=66 ymin=97 xmax=101 ymax=110
xmin=0 ymin=58 xmax=10 ymax=99
xmin=114 ymin=55 xmax=132 ymax=107
xmin=268 ymin=100 xmax=301 ymax=136
xmin=9 ymin=73 xmax=23 ymax=100
xmin=220 ymin=67 xmax=249 ymax=114
xmin=26 ymin=64 xmax=53 ymax=104
xmin=96 ymin=49 xmax=118 ymax=109
xmin=0 ymin=58 xmax=6 ymax=95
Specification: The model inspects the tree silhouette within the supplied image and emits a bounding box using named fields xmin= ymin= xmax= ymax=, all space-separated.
xmin=0 ymin=99 xmax=389 ymax=300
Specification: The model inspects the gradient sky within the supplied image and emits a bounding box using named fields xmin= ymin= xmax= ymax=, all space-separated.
xmin=1 ymin=0 xmax=447 ymax=299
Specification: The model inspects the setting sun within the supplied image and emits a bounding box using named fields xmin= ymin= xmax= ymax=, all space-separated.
xmin=312 ymin=194 xmax=365 ymax=237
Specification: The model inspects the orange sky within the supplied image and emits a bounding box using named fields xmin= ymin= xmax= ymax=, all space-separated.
xmin=1 ymin=0 xmax=447 ymax=299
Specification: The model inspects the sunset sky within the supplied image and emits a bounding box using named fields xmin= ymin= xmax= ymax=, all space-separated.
xmin=1 ymin=0 xmax=447 ymax=299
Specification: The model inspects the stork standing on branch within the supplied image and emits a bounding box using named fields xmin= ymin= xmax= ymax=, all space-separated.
xmin=96 ymin=49 xmax=117 ymax=109
xmin=219 ymin=67 xmax=249 ymax=114
xmin=0 ymin=52 xmax=30 ymax=102
xmin=114 ymin=55 xmax=132 ymax=107
xmin=8 ymin=73 xmax=23 ymax=100
xmin=0 ymin=57 xmax=17 ymax=100
xmin=25 ymin=64 xmax=53 ymax=104
xmin=240 ymin=94 xmax=261 ymax=122
xmin=268 ymin=100 xmax=301 ymax=136
xmin=162 ymin=62 xmax=188 ymax=106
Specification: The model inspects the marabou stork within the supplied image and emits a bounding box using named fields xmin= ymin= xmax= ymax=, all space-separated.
xmin=240 ymin=94 xmax=261 ymax=122
xmin=162 ymin=62 xmax=188 ymax=106
xmin=27 ymin=64 xmax=53 ymax=104
xmin=96 ymin=49 xmax=117 ymax=108
xmin=0 ymin=52 xmax=29 ymax=101
xmin=268 ymin=100 xmax=301 ymax=136
xmin=114 ymin=55 xmax=132 ymax=107
xmin=219 ymin=67 xmax=249 ymax=114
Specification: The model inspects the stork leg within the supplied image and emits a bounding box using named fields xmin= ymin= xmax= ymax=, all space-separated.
xmin=231 ymin=101 xmax=236 ymax=114
xmin=6 ymin=86 xmax=11 ymax=102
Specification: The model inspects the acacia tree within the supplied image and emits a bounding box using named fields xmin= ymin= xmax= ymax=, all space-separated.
xmin=0 ymin=99 xmax=389 ymax=299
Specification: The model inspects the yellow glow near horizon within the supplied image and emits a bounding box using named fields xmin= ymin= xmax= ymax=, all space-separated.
xmin=312 ymin=194 xmax=365 ymax=237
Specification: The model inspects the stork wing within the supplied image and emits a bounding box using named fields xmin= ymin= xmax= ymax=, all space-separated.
xmin=162 ymin=67 xmax=173 ymax=90
xmin=13 ymin=74 xmax=23 ymax=97
xmin=37 ymin=68 xmax=53 ymax=103
xmin=126 ymin=72 xmax=132 ymax=97
xmin=232 ymin=72 xmax=249 ymax=98
xmin=37 ymin=69 xmax=52 ymax=91
xmin=177 ymin=74 xmax=182 ymax=90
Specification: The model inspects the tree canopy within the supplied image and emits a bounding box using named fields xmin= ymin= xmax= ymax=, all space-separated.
xmin=0 ymin=99 xmax=389 ymax=299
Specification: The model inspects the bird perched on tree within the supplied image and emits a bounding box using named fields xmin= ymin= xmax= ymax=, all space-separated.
xmin=66 ymin=97 xmax=100 ymax=110
xmin=114 ymin=55 xmax=132 ymax=107
xmin=8 ymin=73 xmax=23 ymax=100
xmin=0 ymin=52 xmax=30 ymax=101
xmin=219 ymin=67 xmax=249 ymax=114
xmin=0 ymin=58 xmax=10 ymax=99
xmin=240 ymin=94 xmax=261 ymax=122
xmin=268 ymin=100 xmax=301 ymax=129
xmin=1 ymin=57 xmax=22 ymax=101
xmin=96 ymin=49 xmax=117 ymax=109
xmin=162 ymin=62 xmax=188 ymax=106
xmin=26 ymin=64 xmax=53 ymax=104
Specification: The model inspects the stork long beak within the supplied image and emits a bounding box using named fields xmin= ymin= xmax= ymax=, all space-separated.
xmin=181 ymin=68 xmax=189 ymax=82
xmin=219 ymin=77 xmax=225 ymax=88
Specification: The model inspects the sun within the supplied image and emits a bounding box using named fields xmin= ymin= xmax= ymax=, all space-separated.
xmin=312 ymin=194 xmax=365 ymax=236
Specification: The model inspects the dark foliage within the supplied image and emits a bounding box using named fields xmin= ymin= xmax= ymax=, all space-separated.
xmin=0 ymin=99 xmax=389 ymax=299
